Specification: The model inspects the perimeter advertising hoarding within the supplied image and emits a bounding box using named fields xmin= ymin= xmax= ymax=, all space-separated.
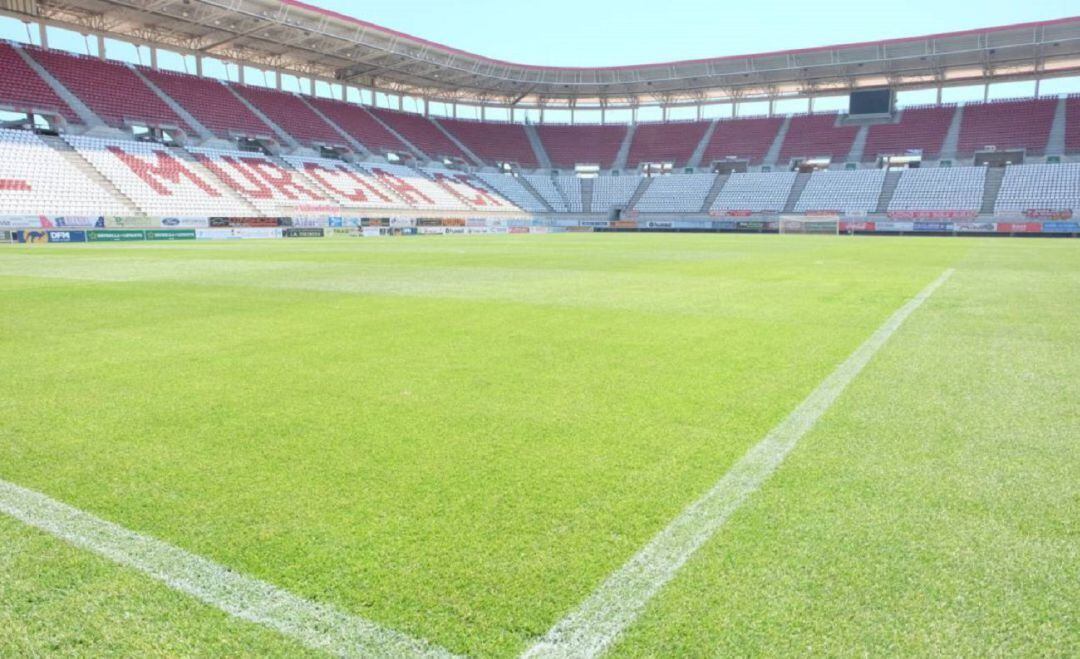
xmin=645 ymin=221 xmax=674 ymax=229
xmin=913 ymin=222 xmax=954 ymax=232
xmin=17 ymin=230 xmax=50 ymax=243
xmin=0 ymin=230 xmax=11 ymax=241
xmin=283 ymin=228 xmax=325 ymax=238
xmin=955 ymin=222 xmax=997 ymax=233
xmin=875 ymin=221 xmax=916 ymax=232
xmin=87 ymin=230 xmax=146 ymax=242
xmin=290 ymin=218 xmax=328 ymax=228
xmin=674 ymin=220 xmax=712 ymax=230
xmin=888 ymin=210 xmax=977 ymax=220
xmin=840 ymin=221 xmax=876 ymax=232
xmin=325 ymin=227 xmax=362 ymax=239
xmin=209 ymin=218 xmax=288 ymax=228
xmin=195 ymin=228 xmax=283 ymax=240
xmin=1022 ymin=209 xmax=1073 ymax=220
xmin=580 ymin=220 xmax=609 ymax=228
xmin=146 ymin=230 xmax=196 ymax=241
xmin=712 ymin=220 xmax=738 ymax=231
xmin=611 ymin=221 xmax=638 ymax=230
xmin=996 ymin=222 xmax=1043 ymax=233
xmin=46 ymin=230 xmax=87 ymax=243
xmin=159 ymin=217 xmax=210 ymax=228
xmin=1042 ymin=221 xmax=1080 ymax=233
xmin=736 ymin=220 xmax=768 ymax=231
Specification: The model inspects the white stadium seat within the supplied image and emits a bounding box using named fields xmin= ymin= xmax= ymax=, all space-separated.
xmin=794 ymin=169 xmax=886 ymax=214
xmin=711 ymin=172 xmax=797 ymax=213
xmin=634 ymin=174 xmax=717 ymax=213
xmin=889 ymin=167 xmax=986 ymax=212
xmin=0 ymin=128 xmax=129 ymax=217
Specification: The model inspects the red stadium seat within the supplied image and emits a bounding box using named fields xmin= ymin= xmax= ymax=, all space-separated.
xmin=626 ymin=121 xmax=710 ymax=168
xmin=778 ymin=113 xmax=859 ymax=164
xmin=535 ymin=125 xmax=627 ymax=169
xmin=367 ymin=108 xmax=468 ymax=161
xmin=139 ymin=68 xmax=275 ymax=139
xmin=27 ymin=47 xmax=191 ymax=132
xmin=956 ymin=98 xmax=1057 ymax=155
xmin=700 ymin=116 xmax=784 ymax=166
xmin=231 ymin=84 xmax=348 ymax=146
xmin=0 ymin=43 xmax=78 ymax=122
xmin=863 ymin=105 xmax=956 ymax=161
xmin=304 ymin=99 xmax=410 ymax=155
xmin=438 ymin=118 xmax=538 ymax=168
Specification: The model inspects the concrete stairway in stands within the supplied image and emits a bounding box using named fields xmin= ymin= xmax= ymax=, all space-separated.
xmin=431 ymin=118 xmax=485 ymax=167
xmin=981 ymin=167 xmax=1006 ymax=215
xmin=523 ymin=124 xmax=552 ymax=170
xmin=517 ymin=176 xmax=555 ymax=212
xmin=14 ymin=45 xmax=105 ymax=129
xmin=612 ymin=125 xmax=637 ymax=171
xmin=580 ymin=178 xmax=595 ymax=213
xmin=847 ymin=125 xmax=871 ymax=163
xmin=875 ymin=171 xmax=903 ymax=213
xmin=626 ymin=177 xmax=653 ymax=210
xmin=39 ymin=134 xmax=142 ymax=215
xmin=688 ymin=119 xmax=719 ymax=170
xmin=553 ymin=176 xmax=573 ymax=211
xmin=701 ymin=173 xmax=729 ymax=212
xmin=764 ymin=116 xmax=792 ymax=167
xmin=1046 ymin=96 xmax=1068 ymax=157
xmin=940 ymin=105 xmax=965 ymax=161
xmin=782 ymin=172 xmax=812 ymax=213
xmin=129 ymin=65 xmax=215 ymax=142
xmin=296 ymin=96 xmax=369 ymax=155
xmin=225 ymin=87 xmax=300 ymax=150
xmin=361 ymin=108 xmax=427 ymax=161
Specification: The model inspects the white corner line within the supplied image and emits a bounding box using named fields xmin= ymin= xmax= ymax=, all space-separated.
xmin=523 ymin=268 xmax=956 ymax=659
xmin=0 ymin=480 xmax=458 ymax=658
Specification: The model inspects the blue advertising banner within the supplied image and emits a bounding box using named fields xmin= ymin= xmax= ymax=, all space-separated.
xmin=1042 ymin=222 xmax=1080 ymax=233
xmin=47 ymin=230 xmax=87 ymax=243
xmin=913 ymin=222 xmax=954 ymax=232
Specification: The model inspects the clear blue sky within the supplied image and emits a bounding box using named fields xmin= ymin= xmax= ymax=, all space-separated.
xmin=307 ymin=0 xmax=1076 ymax=67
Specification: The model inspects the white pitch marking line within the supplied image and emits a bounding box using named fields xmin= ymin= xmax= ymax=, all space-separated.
xmin=0 ymin=479 xmax=458 ymax=658
xmin=524 ymin=268 xmax=956 ymax=659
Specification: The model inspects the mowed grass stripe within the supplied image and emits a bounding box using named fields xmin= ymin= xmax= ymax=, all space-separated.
xmin=0 ymin=479 xmax=455 ymax=658
xmin=524 ymin=269 xmax=955 ymax=659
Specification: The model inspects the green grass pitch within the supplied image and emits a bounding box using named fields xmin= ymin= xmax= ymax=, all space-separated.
xmin=1 ymin=234 xmax=1077 ymax=656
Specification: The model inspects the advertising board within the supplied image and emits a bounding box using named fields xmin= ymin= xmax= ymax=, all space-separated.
xmin=46 ymin=230 xmax=87 ymax=243
xmin=146 ymin=230 xmax=197 ymax=241
xmin=283 ymin=228 xmax=325 ymax=238
xmin=87 ymin=230 xmax=146 ymax=242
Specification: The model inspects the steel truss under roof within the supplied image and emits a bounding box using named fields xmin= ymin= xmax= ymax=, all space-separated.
xmin=3 ymin=0 xmax=1080 ymax=110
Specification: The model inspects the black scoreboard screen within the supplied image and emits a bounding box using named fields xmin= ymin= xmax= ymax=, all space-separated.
xmin=850 ymin=89 xmax=894 ymax=115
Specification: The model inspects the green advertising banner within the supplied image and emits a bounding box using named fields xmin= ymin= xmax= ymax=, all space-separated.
xmin=146 ymin=229 xmax=196 ymax=241
xmin=88 ymin=230 xmax=146 ymax=242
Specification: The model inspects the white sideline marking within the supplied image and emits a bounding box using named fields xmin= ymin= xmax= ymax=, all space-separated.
xmin=0 ymin=480 xmax=456 ymax=658
xmin=524 ymin=269 xmax=955 ymax=659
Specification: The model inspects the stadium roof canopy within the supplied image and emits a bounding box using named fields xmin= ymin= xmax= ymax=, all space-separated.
xmin=4 ymin=0 xmax=1080 ymax=109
